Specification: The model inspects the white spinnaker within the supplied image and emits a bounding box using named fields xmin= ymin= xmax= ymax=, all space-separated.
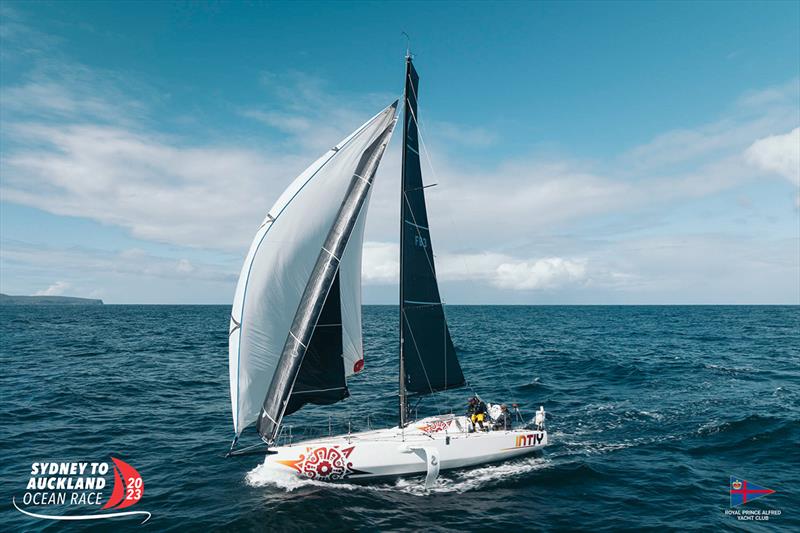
xmin=229 ymin=104 xmax=396 ymax=435
xmin=339 ymin=186 xmax=370 ymax=377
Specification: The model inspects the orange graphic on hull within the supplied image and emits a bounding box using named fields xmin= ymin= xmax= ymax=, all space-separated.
xmin=276 ymin=446 xmax=359 ymax=481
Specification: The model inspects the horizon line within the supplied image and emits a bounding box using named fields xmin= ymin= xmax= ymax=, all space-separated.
xmin=22 ymin=302 xmax=799 ymax=306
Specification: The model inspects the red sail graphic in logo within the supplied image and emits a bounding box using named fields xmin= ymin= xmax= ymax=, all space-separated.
xmin=101 ymin=466 xmax=125 ymax=509
xmin=102 ymin=458 xmax=144 ymax=510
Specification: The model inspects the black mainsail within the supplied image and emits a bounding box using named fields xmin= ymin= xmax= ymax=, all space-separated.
xmin=399 ymin=56 xmax=465 ymax=426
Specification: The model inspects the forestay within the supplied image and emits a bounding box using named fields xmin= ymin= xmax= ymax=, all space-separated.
xmin=229 ymin=103 xmax=398 ymax=437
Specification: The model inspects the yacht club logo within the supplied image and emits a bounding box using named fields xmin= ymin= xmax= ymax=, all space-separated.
xmin=12 ymin=457 xmax=151 ymax=524
xmin=724 ymin=476 xmax=782 ymax=522
xmin=730 ymin=476 xmax=775 ymax=507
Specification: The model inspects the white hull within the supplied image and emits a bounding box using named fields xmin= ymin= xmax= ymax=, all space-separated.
xmin=263 ymin=415 xmax=547 ymax=485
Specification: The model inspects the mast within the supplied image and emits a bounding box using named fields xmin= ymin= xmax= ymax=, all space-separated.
xmin=398 ymin=52 xmax=411 ymax=428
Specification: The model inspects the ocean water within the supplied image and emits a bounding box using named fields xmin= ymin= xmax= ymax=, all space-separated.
xmin=1 ymin=305 xmax=798 ymax=531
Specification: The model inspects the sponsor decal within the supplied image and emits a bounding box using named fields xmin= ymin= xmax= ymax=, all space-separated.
xmin=724 ymin=476 xmax=782 ymax=522
xmin=514 ymin=433 xmax=544 ymax=448
xmin=276 ymin=446 xmax=366 ymax=481
xmin=417 ymin=420 xmax=451 ymax=434
xmin=12 ymin=457 xmax=150 ymax=524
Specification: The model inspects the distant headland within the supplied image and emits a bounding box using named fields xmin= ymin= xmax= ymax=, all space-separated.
xmin=0 ymin=293 xmax=104 ymax=305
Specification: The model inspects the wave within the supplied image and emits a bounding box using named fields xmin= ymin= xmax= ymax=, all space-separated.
xmin=686 ymin=414 xmax=798 ymax=456
xmin=515 ymin=377 xmax=549 ymax=391
xmin=702 ymin=363 xmax=756 ymax=375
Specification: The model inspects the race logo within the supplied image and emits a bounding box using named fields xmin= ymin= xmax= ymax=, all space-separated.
xmin=12 ymin=457 xmax=150 ymax=524
xmin=730 ymin=476 xmax=775 ymax=507
xmin=276 ymin=446 xmax=366 ymax=481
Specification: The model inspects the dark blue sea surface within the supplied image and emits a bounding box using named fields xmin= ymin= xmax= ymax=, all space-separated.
xmin=1 ymin=305 xmax=798 ymax=531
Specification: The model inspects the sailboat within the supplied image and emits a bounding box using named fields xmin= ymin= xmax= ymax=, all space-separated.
xmin=228 ymin=54 xmax=548 ymax=487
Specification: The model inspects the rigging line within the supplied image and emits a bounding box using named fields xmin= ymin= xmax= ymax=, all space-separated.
xmin=402 ymin=192 xmax=439 ymax=279
xmin=403 ymin=66 xmax=458 ymax=417
xmin=401 ymin=307 xmax=437 ymax=400
xmin=405 ymin=70 xmax=464 ymax=419
xmin=290 ymin=386 xmax=347 ymax=395
xmin=443 ymin=301 xmax=447 ymax=394
xmin=404 ymin=96 xmax=465 ymax=328
xmin=409 ymin=70 xmax=507 ymax=405
xmin=409 ymin=99 xmax=513 ymax=414
xmin=229 ymin=440 xmax=268 ymax=455
xmin=404 ymin=301 xmax=443 ymax=307
xmin=403 ymin=77 xmax=441 ymax=284
xmin=405 ymin=83 xmax=441 ymax=191
xmin=404 ymin=219 xmax=428 ymax=230
xmin=493 ymin=350 xmax=514 ymax=402
xmin=402 ymin=187 xmax=452 ymax=412
xmin=406 ymin=81 xmax=476 ymax=291
xmin=406 ymin=72 xmax=458 ymax=407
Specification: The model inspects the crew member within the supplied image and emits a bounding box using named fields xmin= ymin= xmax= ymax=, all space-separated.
xmin=467 ymin=396 xmax=488 ymax=431
xmin=493 ymin=404 xmax=512 ymax=430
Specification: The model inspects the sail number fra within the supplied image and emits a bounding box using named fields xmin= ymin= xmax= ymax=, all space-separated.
xmin=414 ymin=235 xmax=428 ymax=248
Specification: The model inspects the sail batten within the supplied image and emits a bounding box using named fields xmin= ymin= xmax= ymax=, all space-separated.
xmin=399 ymin=57 xmax=465 ymax=426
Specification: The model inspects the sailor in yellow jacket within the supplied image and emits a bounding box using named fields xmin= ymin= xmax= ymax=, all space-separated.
xmin=467 ymin=396 xmax=488 ymax=431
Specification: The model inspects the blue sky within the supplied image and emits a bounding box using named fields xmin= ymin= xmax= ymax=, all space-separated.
xmin=1 ymin=1 xmax=798 ymax=304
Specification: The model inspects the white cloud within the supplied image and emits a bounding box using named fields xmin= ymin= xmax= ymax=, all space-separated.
xmin=493 ymin=257 xmax=586 ymax=290
xmin=362 ymin=241 xmax=590 ymax=291
xmin=738 ymin=79 xmax=800 ymax=109
xmin=2 ymin=58 xmax=797 ymax=256
xmin=176 ymin=258 xmax=195 ymax=273
xmin=2 ymin=241 xmax=235 ymax=284
xmin=240 ymin=70 xmax=395 ymax=153
xmin=35 ymin=280 xmax=70 ymax=296
xmin=618 ymin=80 xmax=799 ymax=182
xmin=0 ymin=23 xmax=798 ymax=304
xmin=584 ymin=234 xmax=800 ymax=304
xmin=1 ymin=240 xmax=239 ymax=303
xmin=0 ymin=65 xmax=405 ymax=253
xmin=241 ymin=109 xmax=314 ymax=135
xmin=427 ymin=120 xmax=497 ymax=148
xmin=1 ymin=123 xmax=293 ymax=250
xmin=744 ymin=127 xmax=800 ymax=186
xmin=362 ymin=242 xmax=399 ymax=283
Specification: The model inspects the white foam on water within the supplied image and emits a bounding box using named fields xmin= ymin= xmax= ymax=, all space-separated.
xmin=245 ymin=462 xmax=367 ymax=492
xmin=407 ymin=455 xmax=552 ymax=495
